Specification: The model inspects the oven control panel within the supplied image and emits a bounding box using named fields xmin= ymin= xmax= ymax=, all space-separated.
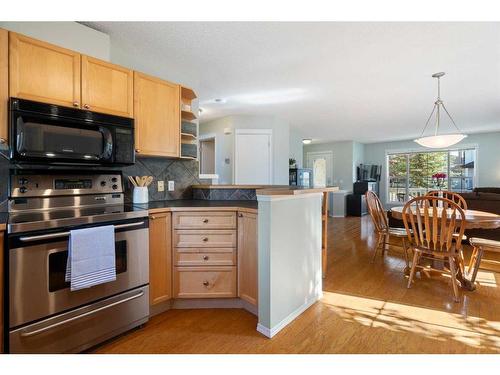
xmin=11 ymin=173 xmax=123 ymax=198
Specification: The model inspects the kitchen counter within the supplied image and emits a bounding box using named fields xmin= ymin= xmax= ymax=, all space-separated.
xmin=256 ymin=186 xmax=339 ymax=196
xmin=0 ymin=213 xmax=8 ymax=231
xmin=134 ymin=199 xmax=258 ymax=214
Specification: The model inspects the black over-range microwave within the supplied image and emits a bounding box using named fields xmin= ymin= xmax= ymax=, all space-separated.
xmin=9 ymin=98 xmax=135 ymax=165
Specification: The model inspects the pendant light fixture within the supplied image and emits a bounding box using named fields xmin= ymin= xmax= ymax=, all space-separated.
xmin=414 ymin=72 xmax=467 ymax=148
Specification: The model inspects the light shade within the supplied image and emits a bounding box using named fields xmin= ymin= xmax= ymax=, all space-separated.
xmin=414 ymin=134 xmax=467 ymax=148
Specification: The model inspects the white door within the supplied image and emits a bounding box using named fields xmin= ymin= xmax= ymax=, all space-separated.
xmin=234 ymin=129 xmax=272 ymax=184
xmin=306 ymin=151 xmax=333 ymax=187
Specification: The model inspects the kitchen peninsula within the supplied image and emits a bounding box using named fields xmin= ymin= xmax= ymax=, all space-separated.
xmin=141 ymin=184 xmax=338 ymax=338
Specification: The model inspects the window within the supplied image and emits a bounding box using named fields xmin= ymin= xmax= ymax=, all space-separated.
xmin=387 ymin=148 xmax=476 ymax=203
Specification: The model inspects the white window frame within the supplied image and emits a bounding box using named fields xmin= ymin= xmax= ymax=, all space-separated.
xmin=385 ymin=144 xmax=478 ymax=205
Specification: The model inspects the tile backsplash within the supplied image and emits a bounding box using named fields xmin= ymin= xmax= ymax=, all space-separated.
xmin=122 ymin=157 xmax=206 ymax=202
xmin=0 ymin=156 xmax=208 ymax=210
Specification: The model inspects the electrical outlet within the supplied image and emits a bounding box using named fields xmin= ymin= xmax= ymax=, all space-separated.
xmin=168 ymin=181 xmax=175 ymax=191
xmin=157 ymin=180 xmax=164 ymax=192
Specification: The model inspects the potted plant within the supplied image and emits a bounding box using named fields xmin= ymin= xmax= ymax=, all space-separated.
xmin=432 ymin=172 xmax=447 ymax=190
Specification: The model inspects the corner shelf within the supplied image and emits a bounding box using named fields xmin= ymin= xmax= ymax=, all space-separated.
xmin=180 ymin=85 xmax=198 ymax=159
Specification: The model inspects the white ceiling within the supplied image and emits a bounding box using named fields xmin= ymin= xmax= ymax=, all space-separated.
xmin=83 ymin=22 xmax=500 ymax=143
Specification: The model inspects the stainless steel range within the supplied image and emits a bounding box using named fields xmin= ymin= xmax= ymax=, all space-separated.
xmin=6 ymin=171 xmax=149 ymax=353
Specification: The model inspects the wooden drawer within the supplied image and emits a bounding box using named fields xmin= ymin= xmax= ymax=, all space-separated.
xmin=174 ymin=248 xmax=236 ymax=266
xmin=174 ymin=230 xmax=236 ymax=248
xmin=173 ymin=211 xmax=236 ymax=229
xmin=174 ymin=266 xmax=237 ymax=298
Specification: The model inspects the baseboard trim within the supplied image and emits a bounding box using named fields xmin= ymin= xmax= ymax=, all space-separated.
xmin=256 ymin=293 xmax=322 ymax=338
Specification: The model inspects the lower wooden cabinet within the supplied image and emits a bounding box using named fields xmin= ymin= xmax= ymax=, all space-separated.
xmin=238 ymin=212 xmax=258 ymax=306
xmin=149 ymin=212 xmax=173 ymax=305
xmin=174 ymin=266 xmax=237 ymax=298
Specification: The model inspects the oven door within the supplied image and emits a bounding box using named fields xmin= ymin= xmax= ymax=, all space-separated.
xmin=11 ymin=110 xmax=114 ymax=164
xmin=8 ymin=218 xmax=149 ymax=329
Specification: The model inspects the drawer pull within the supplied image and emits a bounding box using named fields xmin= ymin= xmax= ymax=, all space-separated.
xmin=203 ymin=255 xmax=209 ymax=261
xmin=203 ymin=218 xmax=209 ymax=223
xmin=203 ymin=280 xmax=210 ymax=287
xmin=202 ymin=237 xmax=209 ymax=242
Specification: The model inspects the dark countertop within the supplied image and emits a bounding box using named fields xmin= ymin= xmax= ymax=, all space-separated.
xmin=133 ymin=199 xmax=258 ymax=213
xmin=0 ymin=212 xmax=7 ymax=230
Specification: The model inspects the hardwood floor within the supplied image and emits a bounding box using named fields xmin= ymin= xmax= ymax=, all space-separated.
xmin=93 ymin=216 xmax=500 ymax=354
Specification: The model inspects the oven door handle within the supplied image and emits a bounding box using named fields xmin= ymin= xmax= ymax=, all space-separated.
xmin=19 ymin=290 xmax=145 ymax=338
xmin=18 ymin=221 xmax=146 ymax=242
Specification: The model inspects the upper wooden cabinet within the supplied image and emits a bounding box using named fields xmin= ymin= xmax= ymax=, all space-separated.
xmin=81 ymin=56 xmax=133 ymax=117
xmin=0 ymin=28 xmax=8 ymax=145
xmin=238 ymin=212 xmax=258 ymax=307
xmin=149 ymin=212 xmax=173 ymax=305
xmin=9 ymin=32 xmax=81 ymax=108
xmin=134 ymin=72 xmax=180 ymax=157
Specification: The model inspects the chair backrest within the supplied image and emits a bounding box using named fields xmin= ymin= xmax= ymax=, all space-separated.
xmin=366 ymin=191 xmax=388 ymax=233
xmin=402 ymin=196 xmax=467 ymax=253
xmin=426 ymin=190 xmax=468 ymax=210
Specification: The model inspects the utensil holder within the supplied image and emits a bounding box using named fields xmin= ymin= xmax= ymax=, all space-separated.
xmin=133 ymin=187 xmax=149 ymax=204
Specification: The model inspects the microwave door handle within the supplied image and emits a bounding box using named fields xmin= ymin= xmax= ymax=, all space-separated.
xmin=98 ymin=127 xmax=113 ymax=160
xmin=18 ymin=221 xmax=146 ymax=242
xmin=19 ymin=290 xmax=145 ymax=337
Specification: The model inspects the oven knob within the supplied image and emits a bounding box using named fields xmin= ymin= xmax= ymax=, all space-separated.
xmin=19 ymin=186 xmax=28 ymax=194
xmin=19 ymin=178 xmax=28 ymax=185
xmin=112 ymin=184 xmax=118 ymax=190
xmin=100 ymin=181 xmax=107 ymax=187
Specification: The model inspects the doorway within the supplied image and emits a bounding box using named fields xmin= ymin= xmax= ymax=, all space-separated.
xmin=306 ymin=151 xmax=333 ymax=187
xmin=199 ymin=135 xmax=216 ymax=175
xmin=234 ymin=129 xmax=273 ymax=184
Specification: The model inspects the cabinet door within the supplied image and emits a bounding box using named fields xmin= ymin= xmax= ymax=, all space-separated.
xmin=0 ymin=29 xmax=8 ymax=145
xmin=149 ymin=212 xmax=173 ymax=305
xmin=134 ymin=72 xmax=180 ymax=157
xmin=9 ymin=32 xmax=81 ymax=108
xmin=81 ymin=55 xmax=133 ymax=117
xmin=237 ymin=212 xmax=258 ymax=306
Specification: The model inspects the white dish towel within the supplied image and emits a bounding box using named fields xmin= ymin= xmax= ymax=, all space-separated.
xmin=65 ymin=225 xmax=116 ymax=291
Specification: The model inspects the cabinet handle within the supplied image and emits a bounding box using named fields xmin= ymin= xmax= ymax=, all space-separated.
xmin=135 ymin=149 xmax=141 ymax=153
xmin=238 ymin=213 xmax=243 ymax=217
xmin=203 ymin=255 xmax=209 ymax=261
xmin=83 ymin=104 xmax=90 ymax=109
xmin=0 ymin=137 xmax=6 ymax=144
xmin=150 ymin=215 xmax=157 ymax=220
xmin=203 ymin=281 xmax=210 ymax=287
xmin=202 ymin=237 xmax=208 ymax=242
xmin=73 ymin=101 xmax=79 ymax=108
xmin=203 ymin=218 xmax=209 ymax=223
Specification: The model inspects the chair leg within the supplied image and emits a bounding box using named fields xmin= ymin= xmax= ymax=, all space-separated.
xmin=371 ymin=233 xmax=383 ymax=263
xmin=383 ymin=234 xmax=389 ymax=253
xmin=449 ymin=257 xmax=460 ymax=303
xmin=401 ymin=237 xmax=409 ymax=269
xmin=407 ymin=250 xmax=420 ymax=288
xmin=468 ymin=247 xmax=478 ymax=273
xmin=469 ymin=246 xmax=484 ymax=284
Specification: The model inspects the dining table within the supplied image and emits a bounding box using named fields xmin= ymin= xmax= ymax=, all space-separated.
xmin=390 ymin=206 xmax=500 ymax=291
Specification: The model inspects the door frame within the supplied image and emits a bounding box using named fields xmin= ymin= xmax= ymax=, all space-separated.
xmin=306 ymin=151 xmax=334 ymax=187
xmin=234 ymin=129 xmax=273 ymax=184
xmin=199 ymin=132 xmax=218 ymax=179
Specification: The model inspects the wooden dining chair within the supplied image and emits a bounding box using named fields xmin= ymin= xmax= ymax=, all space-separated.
xmin=468 ymin=237 xmax=500 ymax=284
xmin=426 ymin=190 xmax=468 ymax=210
xmin=402 ymin=196 xmax=467 ymax=302
xmin=365 ymin=191 xmax=409 ymax=267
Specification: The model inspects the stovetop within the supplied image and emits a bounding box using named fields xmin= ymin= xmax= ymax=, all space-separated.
xmin=8 ymin=204 xmax=148 ymax=234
